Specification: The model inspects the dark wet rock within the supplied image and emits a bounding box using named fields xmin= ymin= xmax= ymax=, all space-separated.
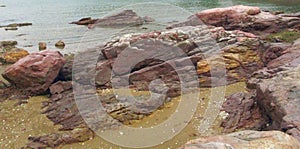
xmin=181 ymin=130 xmax=300 ymax=149
xmin=0 ymin=5 xmax=5 ymax=7
xmin=2 ymin=50 xmax=66 ymax=95
xmin=221 ymin=92 xmax=269 ymax=133
xmin=58 ymin=54 xmax=74 ymax=81
xmin=38 ymin=42 xmax=47 ymax=51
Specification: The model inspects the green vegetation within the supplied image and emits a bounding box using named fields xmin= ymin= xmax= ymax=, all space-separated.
xmin=266 ymin=30 xmax=300 ymax=43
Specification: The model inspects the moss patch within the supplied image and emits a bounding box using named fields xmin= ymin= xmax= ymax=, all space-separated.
xmin=266 ymin=30 xmax=300 ymax=43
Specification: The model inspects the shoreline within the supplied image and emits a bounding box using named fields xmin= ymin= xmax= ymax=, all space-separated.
xmin=1 ymin=4 xmax=300 ymax=149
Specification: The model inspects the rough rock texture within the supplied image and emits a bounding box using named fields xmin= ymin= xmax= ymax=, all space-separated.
xmin=241 ymin=39 xmax=300 ymax=141
xmin=0 ymin=41 xmax=29 ymax=64
xmin=72 ymin=10 xmax=149 ymax=28
xmin=2 ymin=50 xmax=66 ymax=94
xmin=221 ymin=92 xmax=269 ymax=133
xmin=181 ymin=130 xmax=300 ymax=149
xmin=38 ymin=42 xmax=47 ymax=51
xmin=55 ymin=40 xmax=65 ymax=48
xmin=1 ymin=48 xmax=29 ymax=63
xmin=26 ymin=127 xmax=94 ymax=148
xmin=170 ymin=5 xmax=300 ymax=35
xmin=256 ymin=66 xmax=300 ymax=141
xmin=0 ymin=23 xmax=32 ymax=28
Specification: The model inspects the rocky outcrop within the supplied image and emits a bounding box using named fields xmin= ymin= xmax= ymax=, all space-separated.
xmin=181 ymin=130 xmax=300 ymax=149
xmin=223 ymin=39 xmax=300 ymax=141
xmin=221 ymin=92 xmax=269 ymax=133
xmin=1 ymin=48 xmax=29 ymax=63
xmin=72 ymin=10 xmax=154 ymax=28
xmin=170 ymin=5 xmax=300 ymax=35
xmin=26 ymin=127 xmax=94 ymax=148
xmin=2 ymin=50 xmax=65 ymax=94
xmin=0 ymin=40 xmax=29 ymax=64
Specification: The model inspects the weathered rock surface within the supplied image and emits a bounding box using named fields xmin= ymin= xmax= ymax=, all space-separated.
xmin=55 ymin=40 xmax=65 ymax=48
xmin=181 ymin=130 xmax=300 ymax=149
xmin=170 ymin=5 xmax=300 ymax=35
xmin=2 ymin=50 xmax=65 ymax=94
xmin=72 ymin=10 xmax=154 ymax=28
xmin=26 ymin=127 xmax=94 ymax=148
xmin=38 ymin=42 xmax=47 ymax=51
xmin=1 ymin=48 xmax=29 ymax=63
xmin=0 ymin=41 xmax=29 ymax=64
xmin=221 ymin=92 xmax=269 ymax=133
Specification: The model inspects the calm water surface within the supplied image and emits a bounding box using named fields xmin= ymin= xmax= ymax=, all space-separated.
xmin=0 ymin=0 xmax=299 ymax=54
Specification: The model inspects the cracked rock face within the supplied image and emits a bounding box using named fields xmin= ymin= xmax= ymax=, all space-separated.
xmin=2 ymin=50 xmax=65 ymax=95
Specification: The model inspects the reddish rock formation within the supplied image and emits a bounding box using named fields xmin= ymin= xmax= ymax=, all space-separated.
xmin=181 ymin=130 xmax=300 ymax=149
xmin=2 ymin=50 xmax=65 ymax=94
xmin=170 ymin=5 xmax=300 ymax=35
xmin=221 ymin=92 xmax=269 ymax=133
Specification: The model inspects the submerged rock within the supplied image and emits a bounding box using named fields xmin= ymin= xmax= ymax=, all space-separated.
xmin=5 ymin=27 xmax=18 ymax=31
xmin=0 ymin=22 xmax=32 ymax=28
xmin=26 ymin=127 xmax=94 ymax=148
xmin=181 ymin=130 xmax=300 ymax=149
xmin=2 ymin=50 xmax=65 ymax=95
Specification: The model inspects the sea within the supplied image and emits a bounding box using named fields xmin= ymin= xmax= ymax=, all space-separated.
xmin=0 ymin=0 xmax=299 ymax=54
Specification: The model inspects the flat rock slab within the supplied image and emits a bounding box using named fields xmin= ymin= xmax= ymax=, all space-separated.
xmin=181 ymin=130 xmax=300 ymax=149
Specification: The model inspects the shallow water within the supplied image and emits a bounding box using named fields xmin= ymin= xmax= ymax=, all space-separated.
xmin=0 ymin=0 xmax=299 ymax=54
xmin=0 ymin=96 xmax=61 ymax=148
xmin=0 ymin=82 xmax=246 ymax=148
xmin=63 ymin=82 xmax=247 ymax=149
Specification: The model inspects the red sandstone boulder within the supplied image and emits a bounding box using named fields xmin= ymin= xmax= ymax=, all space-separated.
xmin=170 ymin=5 xmax=300 ymax=35
xmin=2 ymin=50 xmax=66 ymax=94
xmin=195 ymin=5 xmax=261 ymax=27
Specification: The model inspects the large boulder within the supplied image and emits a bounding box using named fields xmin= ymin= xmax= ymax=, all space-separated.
xmin=2 ymin=50 xmax=66 ymax=94
xmin=181 ymin=130 xmax=300 ymax=149
xmin=170 ymin=5 xmax=300 ymax=35
xmin=244 ymin=39 xmax=300 ymax=141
